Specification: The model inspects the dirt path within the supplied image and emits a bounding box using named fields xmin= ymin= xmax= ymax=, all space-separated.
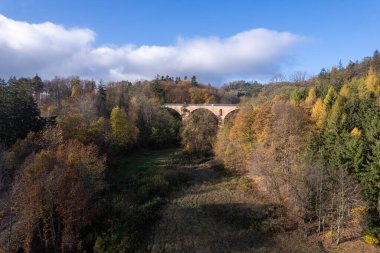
xmin=144 ymin=162 xmax=325 ymax=253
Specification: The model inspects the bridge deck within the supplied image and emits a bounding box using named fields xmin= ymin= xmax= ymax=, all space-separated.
xmin=163 ymin=103 xmax=237 ymax=107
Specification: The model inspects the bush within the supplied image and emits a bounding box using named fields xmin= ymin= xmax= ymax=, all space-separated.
xmin=363 ymin=233 xmax=379 ymax=245
xmin=137 ymin=174 xmax=169 ymax=201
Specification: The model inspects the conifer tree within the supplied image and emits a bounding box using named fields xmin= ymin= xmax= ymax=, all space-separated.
xmin=323 ymin=86 xmax=337 ymax=109
xmin=364 ymin=67 xmax=380 ymax=96
xmin=311 ymin=98 xmax=326 ymax=129
xmin=305 ymin=87 xmax=317 ymax=107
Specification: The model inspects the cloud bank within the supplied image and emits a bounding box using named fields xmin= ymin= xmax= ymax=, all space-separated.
xmin=0 ymin=14 xmax=306 ymax=84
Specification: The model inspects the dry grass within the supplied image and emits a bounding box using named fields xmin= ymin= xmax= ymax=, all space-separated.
xmin=143 ymin=161 xmax=325 ymax=253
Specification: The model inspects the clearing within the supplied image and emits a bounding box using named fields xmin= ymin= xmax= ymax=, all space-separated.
xmin=138 ymin=154 xmax=325 ymax=253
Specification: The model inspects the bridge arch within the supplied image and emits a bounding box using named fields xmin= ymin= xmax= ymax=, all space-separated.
xmin=223 ymin=109 xmax=239 ymax=124
xmin=164 ymin=107 xmax=182 ymax=120
xmin=189 ymin=108 xmax=219 ymax=125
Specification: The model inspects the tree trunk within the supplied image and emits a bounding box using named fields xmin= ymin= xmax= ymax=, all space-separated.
xmin=8 ymin=207 xmax=12 ymax=253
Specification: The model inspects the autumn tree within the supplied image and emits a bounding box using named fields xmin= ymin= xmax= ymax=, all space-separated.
xmin=181 ymin=109 xmax=218 ymax=153
xmin=11 ymin=133 xmax=105 ymax=252
xmin=58 ymin=113 xmax=87 ymax=142
xmin=110 ymin=106 xmax=138 ymax=150
xmin=311 ymin=98 xmax=327 ymax=130
xmin=305 ymin=87 xmax=317 ymax=107
xmin=323 ymin=86 xmax=337 ymax=109
xmin=70 ymin=78 xmax=81 ymax=98
xmin=253 ymin=101 xmax=310 ymax=207
xmin=364 ymin=66 xmax=380 ymax=96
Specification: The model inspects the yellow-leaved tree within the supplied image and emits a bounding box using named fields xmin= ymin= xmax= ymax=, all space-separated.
xmin=311 ymin=98 xmax=326 ymax=129
xmin=305 ymin=87 xmax=317 ymax=108
xmin=70 ymin=79 xmax=81 ymax=98
xmin=110 ymin=106 xmax=138 ymax=149
xmin=214 ymin=104 xmax=256 ymax=172
xmin=364 ymin=66 xmax=380 ymax=96
xmin=351 ymin=127 xmax=362 ymax=138
xmin=339 ymin=84 xmax=350 ymax=98
xmin=323 ymin=86 xmax=337 ymax=109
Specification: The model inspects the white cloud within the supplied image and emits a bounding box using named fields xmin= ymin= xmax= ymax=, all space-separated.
xmin=0 ymin=14 xmax=306 ymax=84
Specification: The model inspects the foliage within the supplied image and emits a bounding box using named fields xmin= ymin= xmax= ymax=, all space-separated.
xmin=12 ymin=134 xmax=105 ymax=252
xmin=364 ymin=67 xmax=380 ymax=96
xmin=311 ymin=98 xmax=326 ymax=130
xmin=181 ymin=109 xmax=218 ymax=154
xmin=309 ymin=67 xmax=380 ymax=243
xmin=323 ymin=85 xmax=337 ymax=109
xmin=214 ymin=54 xmax=380 ymax=244
xmin=363 ymin=234 xmax=379 ymax=245
xmin=305 ymin=87 xmax=317 ymax=107
xmin=110 ymin=106 xmax=138 ymax=149
xmin=0 ymin=77 xmax=43 ymax=147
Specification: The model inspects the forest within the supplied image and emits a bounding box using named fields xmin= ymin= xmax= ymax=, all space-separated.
xmin=1 ymin=51 xmax=380 ymax=252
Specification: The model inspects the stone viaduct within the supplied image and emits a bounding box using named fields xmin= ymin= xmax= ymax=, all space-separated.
xmin=162 ymin=104 xmax=239 ymax=124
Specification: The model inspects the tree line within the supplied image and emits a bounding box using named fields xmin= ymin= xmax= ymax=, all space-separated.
xmin=0 ymin=74 xmax=240 ymax=252
xmin=215 ymin=51 xmax=380 ymax=245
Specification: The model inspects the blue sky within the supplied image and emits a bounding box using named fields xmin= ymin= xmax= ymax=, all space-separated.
xmin=0 ymin=0 xmax=379 ymax=85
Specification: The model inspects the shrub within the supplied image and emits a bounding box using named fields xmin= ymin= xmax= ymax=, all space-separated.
xmin=363 ymin=233 xmax=379 ymax=245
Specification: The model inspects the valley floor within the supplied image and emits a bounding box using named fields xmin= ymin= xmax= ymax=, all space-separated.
xmin=142 ymin=160 xmax=325 ymax=253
